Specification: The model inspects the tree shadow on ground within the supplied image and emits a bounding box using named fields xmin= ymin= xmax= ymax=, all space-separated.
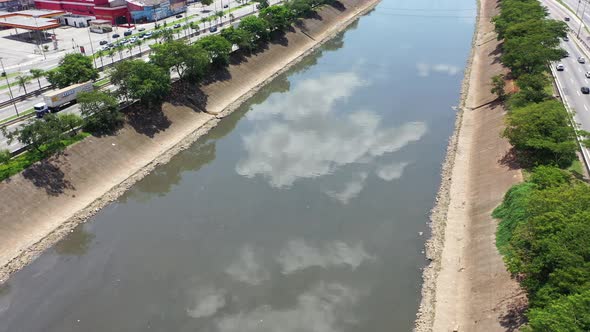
xmin=329 ymin=0 xmax=346 ymax=11
xmin=489 ymin=41 xmax=504 ymax=65
xmin=22 ymin=158 xmax=74 ymax=196
xmin=168 ymin=82 xmax=209 ymax=113
xmin=201 ymin=65 xmax=232 ymax=84
xmin=499 ymin=294 xmax=528 ymax=332
xmin=472 ymin=98 xmax=504 ymax=111
xmin=270 ymin=28 xmax=291 ymax=46
xmin=125 ymin=103 xmax=171 ymax=138
xmin=499 ymin=147 xmax=524 ymax=170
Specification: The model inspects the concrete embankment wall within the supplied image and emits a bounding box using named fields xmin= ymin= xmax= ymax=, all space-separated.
xmin=0 ymin=0 xmax=380 ymax=283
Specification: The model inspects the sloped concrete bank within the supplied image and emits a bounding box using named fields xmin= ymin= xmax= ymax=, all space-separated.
xmin=415 ymin=0 xmax=526 ymax=330
xmin=0 ymin=0 xmax=380 ymax=284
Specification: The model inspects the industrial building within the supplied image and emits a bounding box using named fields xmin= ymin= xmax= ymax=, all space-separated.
xmin=33 ymin=0 xmax=186 ymax=24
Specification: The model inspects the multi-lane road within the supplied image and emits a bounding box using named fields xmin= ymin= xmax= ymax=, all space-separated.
xmin=542 ymin=0 xmax=590 ymax=170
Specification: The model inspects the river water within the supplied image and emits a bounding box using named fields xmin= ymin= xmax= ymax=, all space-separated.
xmin=0 ymin=1 xmax=474 ymax=331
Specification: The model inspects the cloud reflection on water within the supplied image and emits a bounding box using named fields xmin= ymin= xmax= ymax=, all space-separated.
xmin=216 ymin=282 xmax=358 ymax=332
xmin=236 ymin=72 xmax=427 ymax=190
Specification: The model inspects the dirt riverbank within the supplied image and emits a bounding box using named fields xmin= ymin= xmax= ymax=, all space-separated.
xmin=0 ymin=0 xmax=380 ymax=283
xmin=415 ymin=0 xmax=526 ymax=330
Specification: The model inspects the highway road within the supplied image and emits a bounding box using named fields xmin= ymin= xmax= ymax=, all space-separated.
xmin=543 ymin=0 xmax=590 ymax=169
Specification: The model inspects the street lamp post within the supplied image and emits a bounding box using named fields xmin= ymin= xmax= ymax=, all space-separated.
xmin=578 ymin=0 xmax=588 ymax=38
xmin=0 ymin=58 xmax=19 ymax=117
xmin=86 ymin=27 xmax=98 ymax=68
xmin=576 ymin=0 xmax=582 ymax=15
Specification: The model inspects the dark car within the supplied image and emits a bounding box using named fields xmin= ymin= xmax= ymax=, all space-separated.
xmin=209 ymin=26 xmax=218 ymax=33
xmin=565 ymin=17 xmax=570 ymax=21
xmin=112 ymin=33 xmax=120 ymax=38
xmin=124 ymin=30 xmax=132 ymax=36
xmin=99 ymin=40 xmax=108 ymax=45
xmin=176 ymin=14 xmax=183 ymax=18
xmin=563 ymin=35 xmax=569 ymax=41
xmin=582 ymin=87 xmax=590 ymax=94
xmin=138 ymin=27 xmax=146 ymax=32
xmin=223 ymin=4 xmax=228 ymax=8
xmin=173 ymin=23 xmax=181 ymax=28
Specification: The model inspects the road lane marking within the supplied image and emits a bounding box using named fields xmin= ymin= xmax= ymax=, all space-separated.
xmin=577 ymin=90 xmax=582 ymax=96
xmin=579 ymin=67 xmax=583 ymax=73
xmin=585 ymin=104 xmax=589 ymax=111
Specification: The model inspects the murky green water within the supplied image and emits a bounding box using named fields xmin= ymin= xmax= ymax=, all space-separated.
xmin=0 ymin=1 xmax=474 ymax=331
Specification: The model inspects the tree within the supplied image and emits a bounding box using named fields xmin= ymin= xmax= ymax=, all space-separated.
xmin=239 ymin=15 xmax=270 ymax=42
xmin=0 ymin=149 xmax=10 ymax=165
xmin=514 ymin=73 xmax=550 ymax=105
xmin=3 ymin=114 xmax=65 ymax=153
xmin=95 ymin=50 xmax=105 ymax=68
xmin=493 ymin=0 xmax=548 ymax=39
xmin=107 ymin=48 xmax=116 ymax=65
xmin=14 ymin=75 xmax=31 ymax=94
xmin=45 ymin=53 xmax=99 ymax=88
xmin=490 ymin=74 xmax=506 ymax=101
xmin=221 ymin=26 xmax=256 ymax=52
xmin=195 ymin=35 xmax=232 ymax=67
xmin=29 ymin=69 xmax=45 ymax=90
xmin=255 ymin=0 xmax=269 ymax=9
xmin=501 ymin=19 xmax=566 ymax=77
xmin=78 ymin=90 xmax=123 ymax=133
xmin=215 ymin=10 xmax=224 ymax=25
xmin=58 ymin=113 xmax=83 ymax=135
xmin=150 ymin=41 xmax=210 ymax=83
xmin=260 ymin=5 xmax=293 ymax=31
xmin=201 ymin=0 xmax=213 ymax=5
xmin=110 ymin=60 xmax=171 ymax=106
xmin=526 ymin=289 xmax=590 ymax=332
xmin=503 ymin=99 xmax=577 ymax=166
xmin=529 ymin=165 xmax=571 ymax=190
xmin=288 ymin=0 xmax=314 ymax=17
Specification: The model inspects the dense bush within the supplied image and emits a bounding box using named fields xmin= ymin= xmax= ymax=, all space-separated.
xmin=494 ymin=166 xmax=590 ymax=330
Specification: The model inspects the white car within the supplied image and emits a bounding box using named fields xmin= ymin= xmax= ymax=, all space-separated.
xmin=129 ymin=37 xmax=138 ymax=43
xmin=586 ymin=72 xmax=590 ymax=78
xmin=578 ymin=56 xmax=586 ymax=64
xmin=556 ymin=63 xmax=565 ymax=71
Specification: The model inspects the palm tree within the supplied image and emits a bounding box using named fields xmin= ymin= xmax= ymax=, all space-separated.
xmin=126 ymin=43 xmax=133 ymax=57
xmin=117 ymin=45 xmax=124 ymax=61
xmin=215 ymin=11 xmax=223 ymax=25
xmin=29 ymin=69 xmax=45 ymax=90
xmin=136 ymin=39 xmax=143 ymax=54
xmin=96 ymin=50 xmax=105 ymax=68
xmin=107 ymin=48 xmax=116 ymax=65
xmin=15 ymin=75 xmax=31 ymax=94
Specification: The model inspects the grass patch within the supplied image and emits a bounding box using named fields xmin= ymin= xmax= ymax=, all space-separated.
xmin=0 ymin=132 xmax=89 ymax=181
xmin=493 ymin=182 xmax=534 ymax=258
xmin=568 ymin=157 xmax=584 ymax=176
xmin=0 ymin=108 xmax=35 ymax=125
xmin=93 ymin=77 xmax=110 ymax=88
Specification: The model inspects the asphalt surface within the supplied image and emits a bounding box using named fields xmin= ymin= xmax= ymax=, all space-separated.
xmin=543 ymin=0 xmax=590 ymax=169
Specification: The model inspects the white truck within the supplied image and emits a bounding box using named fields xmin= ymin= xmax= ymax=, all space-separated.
xmin=35 ymin=81 xmax=94 ymax=117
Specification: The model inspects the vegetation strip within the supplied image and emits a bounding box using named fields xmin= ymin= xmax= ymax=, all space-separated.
xmin=491 ymin=0 xmax=590 ymax=330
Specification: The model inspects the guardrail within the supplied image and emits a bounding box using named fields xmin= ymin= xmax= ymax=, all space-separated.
xmin=549 ymin=64 xmax=590 ymax=174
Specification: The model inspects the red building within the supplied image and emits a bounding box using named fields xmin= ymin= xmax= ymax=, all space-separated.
xmin=34 ymin=0 xmax=130 ymax=24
